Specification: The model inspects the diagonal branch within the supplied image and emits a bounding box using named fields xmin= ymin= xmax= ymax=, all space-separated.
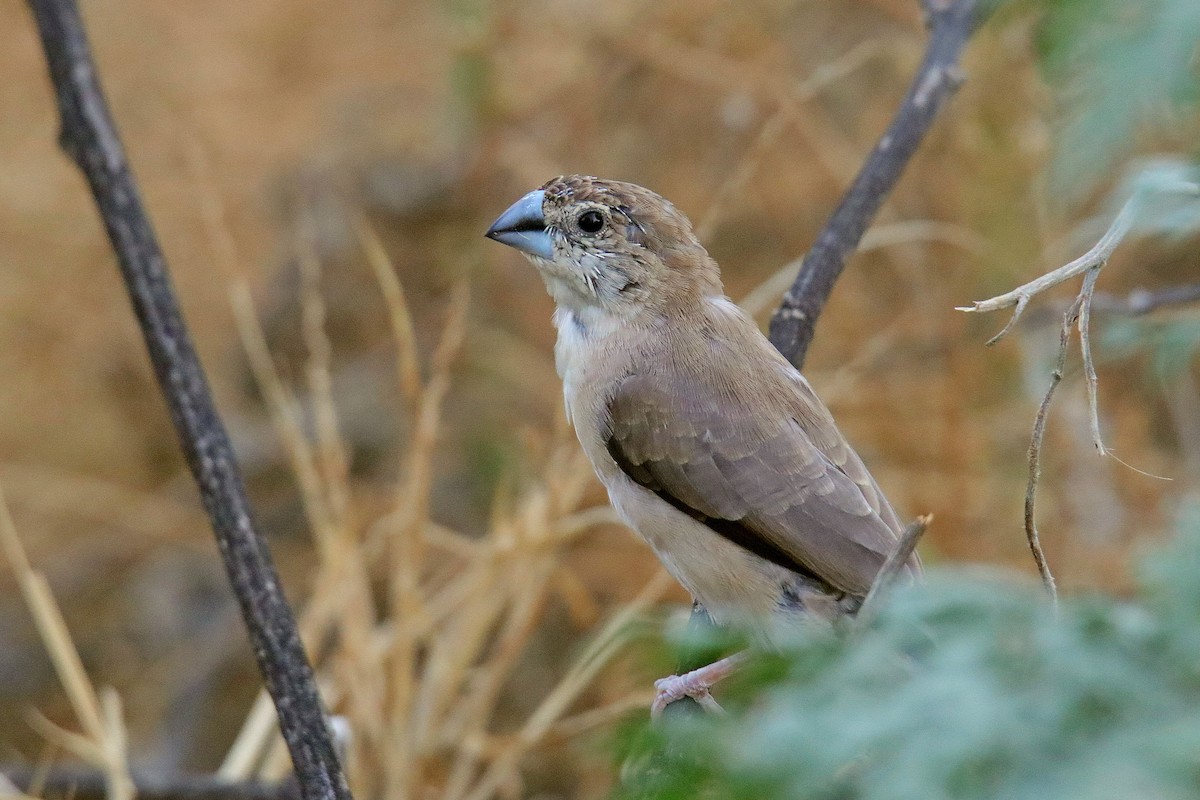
xmin=855 ymin=515 xmax=932 ymax=627
xmin=769 ymin=0 xmax=993 ymax=369
xmin=665 ymin=2 xmax=989 ymax=721
xmin=22 ymin=3 xmax=351 ymax=800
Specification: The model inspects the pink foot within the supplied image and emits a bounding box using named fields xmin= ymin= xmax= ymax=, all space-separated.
xmin=649 ymin=651 xmax=748 ymax=718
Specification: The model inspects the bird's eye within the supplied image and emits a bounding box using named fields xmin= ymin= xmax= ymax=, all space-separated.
xmin=577 ymin=210 xmax=605 ymax=234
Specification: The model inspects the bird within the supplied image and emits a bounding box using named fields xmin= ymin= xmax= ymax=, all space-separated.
xmin=485 ymin=175 xmax=919 ymax=713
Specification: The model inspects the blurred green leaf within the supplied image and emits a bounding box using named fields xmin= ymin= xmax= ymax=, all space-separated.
xmin=1034 ymin=0 xmax=1200 ymax=200
xmin=1102 ymin=316 xmax=1200 ymax=380
xmin=617 ymin=507 xmax=1200 ymax=799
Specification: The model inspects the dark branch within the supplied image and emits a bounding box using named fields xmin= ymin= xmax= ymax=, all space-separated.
xmin=4 ymin=767 xmax=300 ymax=800
xmin=22 ymin=3 xmax=350 ymax=800
xmin=658 ymin=0 xmax=989 ymax=722
xmin=769 ymin=0 xmax=993 ymax=368
xmin=1090 ymin=283 xmax=1200 ymax=316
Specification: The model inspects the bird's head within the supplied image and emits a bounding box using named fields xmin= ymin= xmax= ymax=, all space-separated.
xmin=486 ymin=175 xmax=723 ymax=318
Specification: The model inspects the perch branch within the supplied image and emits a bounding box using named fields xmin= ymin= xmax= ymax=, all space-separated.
xmin=22 ymin=3 xmax=350 ymax=799
xmin=769 ymin=0 xmax=992 ymax=368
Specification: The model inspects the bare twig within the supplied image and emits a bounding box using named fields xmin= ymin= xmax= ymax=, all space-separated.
xmin=856 ymin=515 xmax=932 ymax=627
xmin=1023 ymin=299 xmax=1079 ymax=605
xmin=1077 ymin=267 xmax=1104 ymax=453
xmin=3 ymin=766 xmax=300 ymax=800
xmin=1090 ymin=283 xmax=1200 ymax=316
xmin=22 ymin=3 xmax=349 ymax=800
xmin=957 ymin=194 xmax=1140 ymax=342
xmin=959 ymin=175 xmax=1200 ymax=589
xmin=769 ymin=0 xmax=992 ymax=369
xmin=958 ymin=177 xmax=1200 ymax=341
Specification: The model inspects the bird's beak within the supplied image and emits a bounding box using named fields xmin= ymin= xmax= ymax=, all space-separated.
xmin=485 ymin=189 xmax=553 ymax=260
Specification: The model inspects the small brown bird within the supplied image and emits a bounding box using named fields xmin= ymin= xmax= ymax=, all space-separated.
xmin=486 ymin=176 xmax=918 ymax=711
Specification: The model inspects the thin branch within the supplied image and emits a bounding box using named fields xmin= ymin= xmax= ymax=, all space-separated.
xmin=958 ymin=176 xmax=1200 ymax=340
xmin=959 ymin=176 xmax=1200 ymax=590
xmin=957 ymin=193 xmax=1139 ymax=341
xmin=660 ymin=0 xmax=988 ymax=721
xmin=856 ymin=515 xmax=932 ymax=627
xmin=1024 ymin=299 xmax=1079 ymax=605
xmin=3 ymin=766 xmax=300 ymax=800
xmin=1090 ymin=283 xmax=1200 ymax=316
xmin=22 ymin=3 xmax=350 ymax=800
xmin=769 ymin=0 xmax=992 ymax=368
xmin=1077 ymin=267 xmax=1104 ymax=453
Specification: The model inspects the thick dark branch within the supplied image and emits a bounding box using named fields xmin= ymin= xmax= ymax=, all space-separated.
xmin=5 ymin=767 xmax=300 ymax=800
xmin=22 ymin=3 xmax=350 ymax=800
xmin=768 ymin=0 xmax=992 ymax=368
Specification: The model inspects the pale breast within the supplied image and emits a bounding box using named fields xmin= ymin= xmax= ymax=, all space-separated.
xmin=602 ymin=468 xmax=787 ymax=624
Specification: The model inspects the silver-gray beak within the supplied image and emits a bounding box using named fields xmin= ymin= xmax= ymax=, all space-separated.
xmin=485 ymin=189 xmax=553 ymax=259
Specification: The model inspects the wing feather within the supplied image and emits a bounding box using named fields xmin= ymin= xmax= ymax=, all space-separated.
xmin=604 ymin=366 xmax=903 ymax=596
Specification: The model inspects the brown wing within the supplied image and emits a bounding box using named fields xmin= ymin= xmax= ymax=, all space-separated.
xmin=603 ymin=368 xmax=901 ymax=597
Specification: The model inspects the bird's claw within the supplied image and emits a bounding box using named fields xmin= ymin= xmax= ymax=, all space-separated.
xmin=650 ymin=673 xmax=726 ymax=718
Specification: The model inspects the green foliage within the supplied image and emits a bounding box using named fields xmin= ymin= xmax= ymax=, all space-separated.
xmin=616 ymin=504 xmax=1200 ymax=799
xmin=1033 ymin=0 xmax=1200 ymax=200
xmin=1111 ymin=158 xmax=1200 ymax=239
xmin=1103 ymin=316 xmax=1200 ymax=381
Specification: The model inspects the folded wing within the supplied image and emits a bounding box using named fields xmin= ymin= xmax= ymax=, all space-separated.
xmin=603 ymin=367 xmax=905 ymax=597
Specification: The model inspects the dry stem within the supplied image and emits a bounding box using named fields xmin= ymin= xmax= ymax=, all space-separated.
xmin=0 ymin=485 xmax=134 ymax=800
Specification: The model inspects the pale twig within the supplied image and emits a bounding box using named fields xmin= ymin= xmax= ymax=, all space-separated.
xmin=959 ymin=177 xmax=1200 ymax=588
xmin=1077 ymin=267 xmax=1105 ymax=454
xmin=856 ymin=515 xmax=932 ymax=628
xmin=957 ymin=194 xmax=1139 ymax=343
xmin=959 ymin=175 xmax=1200 ymax=336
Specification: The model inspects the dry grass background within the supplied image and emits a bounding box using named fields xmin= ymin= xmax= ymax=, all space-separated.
xmin=0 ymin=0 xmax=1196 ymax=797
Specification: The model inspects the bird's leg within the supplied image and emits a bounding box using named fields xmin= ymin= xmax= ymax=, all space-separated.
xmin=651 ymin=651 xmax=750 ymax=718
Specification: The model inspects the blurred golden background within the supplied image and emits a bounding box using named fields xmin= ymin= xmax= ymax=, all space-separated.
xmin=1 ymin=1 xmax=1196 ymax=797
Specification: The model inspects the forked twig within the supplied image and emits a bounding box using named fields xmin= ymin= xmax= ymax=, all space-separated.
xmin=959 ymin=176 xmax=1200 ymax=593
xmin=957 ymin=196 xmax=1139 ymax=341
